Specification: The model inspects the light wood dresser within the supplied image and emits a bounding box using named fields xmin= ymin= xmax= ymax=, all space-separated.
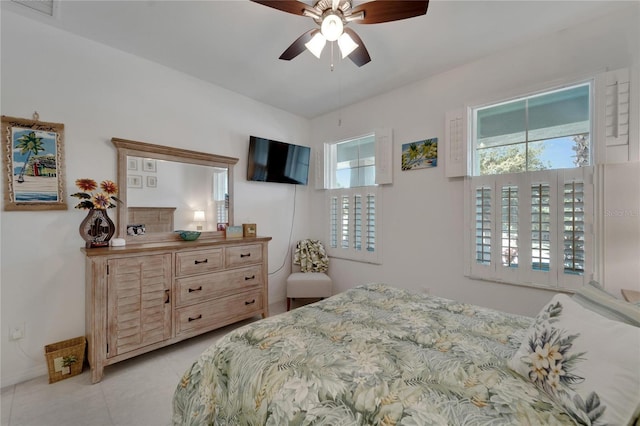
xmin=82 ymin=236 xmax=270 ymax=383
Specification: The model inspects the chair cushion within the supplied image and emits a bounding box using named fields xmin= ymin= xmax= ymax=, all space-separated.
xmin=286 ymin=272 xmax=332 ymax=298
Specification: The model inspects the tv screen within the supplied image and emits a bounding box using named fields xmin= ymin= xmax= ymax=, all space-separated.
xmin=247 ymin=136 xmax=310 ymax=185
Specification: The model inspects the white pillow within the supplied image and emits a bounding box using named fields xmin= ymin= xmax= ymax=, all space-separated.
xmin=572 ymin=280 xmax=640 ymax=326
xmin=508 ymin=294 xmax=640 ymax=425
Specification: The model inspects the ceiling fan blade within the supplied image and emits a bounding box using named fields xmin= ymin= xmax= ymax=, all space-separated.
xmin=279 ymin=29 xmax=319 ymax=61
xmin=351 ymin=1 xmax=429 ymax=24
xmin=343 ymin=28 xmax=371 ymax=67
xmin=250 ymin=0 xmax=312 ymax=16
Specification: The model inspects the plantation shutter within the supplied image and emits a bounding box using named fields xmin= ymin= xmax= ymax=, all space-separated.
xmin=445 ymin=109 xmax=467 ymax=178
xmin=596 ymin=68 xmax=631 ymax=163
xmin=603 ymin=68 xmax=630 ymax=146
xmin=557 ymin=167 xmax=593 ymax=290
xmin=374 ymin=128 xmax=393 ymax=185
xmin=353 ymin=194 xmax=362 ymax=250
xmin=315 ymin=146 xmax=328 ymax=189
xmin=467 ymin=168 xmax=592 ymax=289
xmin=365 ymin=193 xmax=376 ymax=253
xmin=468 ymin=175 xmax=494 ymax=280
xmin=329 ymin=196 xmax=338 ymax=249
xmin=327 ymin=187 xmax=381 ymax=264
xmin=340 ymin=195 xmax=349 ymax=248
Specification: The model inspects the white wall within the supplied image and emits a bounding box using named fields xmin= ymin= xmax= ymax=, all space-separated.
xmin=2 ymin=3 xmax=639 ymax=389
xmin=309 ymin=3 xmax=640 ymax=315
xmin=0 ymin=10 xmax=311 ymax=387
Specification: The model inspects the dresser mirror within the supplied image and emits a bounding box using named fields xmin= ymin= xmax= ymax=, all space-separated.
xmin=112 ymin=137 xmax=238 ymax=244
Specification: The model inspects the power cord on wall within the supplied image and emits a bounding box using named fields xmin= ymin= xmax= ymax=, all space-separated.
xmin=13 ymin=339 xmax=40 ymax=363
xmin=268 ymin=184 xmax=297 ymax=276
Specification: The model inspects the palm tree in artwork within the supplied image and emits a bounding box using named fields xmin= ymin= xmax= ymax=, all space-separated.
xmin=15 ymin=131 xmax=45 ymax=183
xmin=408 ymin=143 xmax=420 ymax=161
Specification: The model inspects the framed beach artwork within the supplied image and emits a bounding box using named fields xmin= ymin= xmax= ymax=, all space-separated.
xmin=1 ymin=115 xmax=67 ymax=211
xmin=401 ymin=137 xmax=438 ymax=171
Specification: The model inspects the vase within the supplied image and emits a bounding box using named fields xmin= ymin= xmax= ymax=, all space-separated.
xmin=79 ymin=209 xmax=115 ymax=248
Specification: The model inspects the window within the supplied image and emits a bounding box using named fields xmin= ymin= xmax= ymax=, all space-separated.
xmin=474 ymin=83 xmax=591 ymax=175
xmin=212 ymin=167 xmax=228 ymax=227
xmin=327 ymin=134 xmax=376 ymax=188
xmin=325 ymin=131 xmax=389 ymax=264
xmin=467 ymin=82 xmax=594 ymax=290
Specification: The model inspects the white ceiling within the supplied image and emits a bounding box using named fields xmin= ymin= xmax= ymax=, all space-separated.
xmin=3 ymin=0 xmax=631 ymax=118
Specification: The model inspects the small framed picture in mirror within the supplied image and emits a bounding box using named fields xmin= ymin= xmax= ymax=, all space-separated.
xmin=127 ymin=175 xmax=142 ymax=188
xmin=127 ymin=158 xmax=138 ymax=171
xmin=143 ymin=159 xmax=156 ymax=172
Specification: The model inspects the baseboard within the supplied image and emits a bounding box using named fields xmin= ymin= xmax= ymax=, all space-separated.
xmin=1 ymin=364 xmax=48 ymax=389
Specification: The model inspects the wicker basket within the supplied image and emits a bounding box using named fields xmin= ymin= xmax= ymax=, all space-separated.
xmin=44 ymin=337 xmax=86 ymax=383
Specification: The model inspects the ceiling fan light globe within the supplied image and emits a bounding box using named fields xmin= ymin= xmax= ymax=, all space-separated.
xmin=321 ymin=14 xmax=343 ymax=41
xmin=305 ymin=32 xmax=327 ymax=58
xmin=337 ymin=32 xmax=358 ymax=58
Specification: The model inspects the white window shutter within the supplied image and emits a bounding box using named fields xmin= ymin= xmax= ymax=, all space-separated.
xmin=596 ymin=68 xmax=630 ymax=163
xmin=444 ymin=108 xmax=467 ymax=178
xmin=374 ymin=128 xmax=393 ymax=185
xmin=315 ymin=144 xmax=327 ymax=189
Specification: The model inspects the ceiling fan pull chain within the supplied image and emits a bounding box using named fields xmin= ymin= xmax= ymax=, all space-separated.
xmin=330 ymin=42 xmax=335 ymax=72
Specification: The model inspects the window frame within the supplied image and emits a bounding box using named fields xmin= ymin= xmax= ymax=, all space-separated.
xmin=472 ymin=81 xmax=593 ymax=176
xmin=464 ymin=78 xmax=596 ymax=291
xmin=326 ymin=133 xmax=376 ymax=189
xmin=323 ymin=130 xmax=390 ymax=265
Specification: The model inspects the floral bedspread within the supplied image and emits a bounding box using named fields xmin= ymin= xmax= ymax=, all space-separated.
xmin=172 ymin=284 xmax=575 ymax=425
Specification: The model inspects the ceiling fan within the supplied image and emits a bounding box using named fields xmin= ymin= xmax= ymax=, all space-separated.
xmin=251 ymin=0 xmax=429 ymax=67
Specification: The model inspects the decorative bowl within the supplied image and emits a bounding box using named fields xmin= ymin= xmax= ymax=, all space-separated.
xmin=176 ymin=230 xmax=201 ymax=241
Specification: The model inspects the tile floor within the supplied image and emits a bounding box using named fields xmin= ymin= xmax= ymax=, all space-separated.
xmin=1 ymin=300 xmax=294 ymax=426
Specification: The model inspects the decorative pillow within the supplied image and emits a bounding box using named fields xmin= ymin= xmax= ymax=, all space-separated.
xmin=572 ymin=280 xmax=640 ymax=327
xmin=508 ymin=294 xmax=640 ymax=425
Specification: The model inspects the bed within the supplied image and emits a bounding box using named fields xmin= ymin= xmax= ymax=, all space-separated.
xmin=172 ymin=283 xmax=640 ymax=425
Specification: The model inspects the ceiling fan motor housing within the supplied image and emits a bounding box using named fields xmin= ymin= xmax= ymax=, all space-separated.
xmin=251 ymin=0 xmax=430 ymax=67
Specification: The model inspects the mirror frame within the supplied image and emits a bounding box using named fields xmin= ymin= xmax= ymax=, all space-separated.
xmin=112 ymin=137 xmax=238 ymax=244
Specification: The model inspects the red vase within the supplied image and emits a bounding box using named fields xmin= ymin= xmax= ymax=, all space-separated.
xmin=79 ymin=209 xmax=115 ymax=248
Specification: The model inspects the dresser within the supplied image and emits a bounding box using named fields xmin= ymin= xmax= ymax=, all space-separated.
xmin=82 ymin=237 xmax=270 ymax=383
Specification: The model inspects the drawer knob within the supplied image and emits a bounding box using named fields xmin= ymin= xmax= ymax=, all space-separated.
xmin=164 ymin=289 xmax=170 ymax=304
xmin=188 ymin=314 xmax=202 ymax=322
xmin=188 ymin=286 xmax=203 ymax=293
xmin=240 ymin=253 xmax=251 ymax=258
xmin=245 ymin=275 xmax=256 ymax=281
xmin=194 ymin=259 xmax=208 ymax=265
xmin=245 ymin=299 xmax=256 ymax=305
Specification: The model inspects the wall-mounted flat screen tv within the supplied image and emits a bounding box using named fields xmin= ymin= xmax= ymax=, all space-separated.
xmin=247 ymin=136 xmax=310 ymax=185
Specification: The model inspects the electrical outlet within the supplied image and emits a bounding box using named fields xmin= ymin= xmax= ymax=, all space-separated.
xmin=9 ymin=323 xmax=25 ymax=341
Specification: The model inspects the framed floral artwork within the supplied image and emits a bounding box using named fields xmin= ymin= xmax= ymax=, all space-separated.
xmin=1 ymin=115 xmax=68 ymax=211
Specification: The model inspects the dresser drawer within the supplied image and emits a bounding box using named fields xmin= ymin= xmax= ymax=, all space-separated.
xmin=176 ymin=248 xmax=223 ymax=276
xmin=175 ymin=265 xmax=262 ymax=306
xmin=175 ymin=290 xmax=263 ymax=336
xmin=225 ymin=244 xmax=262 ymax=268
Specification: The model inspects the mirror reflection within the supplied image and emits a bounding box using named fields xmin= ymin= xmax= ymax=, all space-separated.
xmin=126 ymin=156 xmax=229 ymax=232
xmin=112 ymin=137 xmax=238 ymax=244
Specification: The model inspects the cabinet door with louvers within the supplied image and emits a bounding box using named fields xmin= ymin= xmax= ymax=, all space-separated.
xmin=106 ymin=254 xmax=172 ymax=357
